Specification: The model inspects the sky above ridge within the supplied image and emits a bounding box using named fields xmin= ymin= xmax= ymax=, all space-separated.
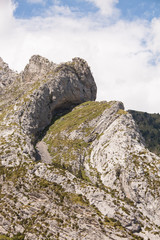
xmin=0 ymin=0 xmax=160 ymax=113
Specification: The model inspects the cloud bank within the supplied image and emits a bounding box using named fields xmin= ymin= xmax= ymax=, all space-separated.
xmin=0 ymin=0 xmax=160 ymax=113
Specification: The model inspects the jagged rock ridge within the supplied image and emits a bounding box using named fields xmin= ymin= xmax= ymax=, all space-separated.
xmin=0 ymin=55 xmax=160 ymax=240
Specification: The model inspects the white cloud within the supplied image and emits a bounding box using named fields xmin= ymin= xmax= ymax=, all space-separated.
xmin=0 ymin=0 xmax=160 ymax=113
xmin=86 ymin=0 xmax=119 ymax=17
xmin=0 ymin=0 xmax=16 ymax=32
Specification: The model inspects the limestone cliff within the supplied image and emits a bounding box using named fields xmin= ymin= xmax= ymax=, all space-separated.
xmin=0 ymin=56 xmax=160 ymax=240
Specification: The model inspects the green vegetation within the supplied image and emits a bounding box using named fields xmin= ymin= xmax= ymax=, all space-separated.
xmin=33 ymin=176 xmax=89 ymax=207
xmin=104 ymin=215 xmax=125 ymax=231
xmin=46 ymin=101 xmax=112 ymax=135
xmin=129 ymin=110 xmax=160 ymax=156
xmin=117 ymin=109 xmax=127 ymax=115
xmin=0 ymin=163 xmax=27 ymax=183
xmin=0 ymin=233 xmax=25 ymax=240
xmin=69 ymin=193 xmax=90 ymax=207
xmin=121 ymin=206 xmax=130 ymax=215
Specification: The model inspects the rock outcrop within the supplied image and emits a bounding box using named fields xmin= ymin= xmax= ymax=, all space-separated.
xmin=19 ymin=55 xmax=97 ymax=138
xmin=0 ymin=55 xmax=160 ymax=240
xmin=0 ymin=57 xmax=18 ymax=92
xmin=0 ymin=55 xmax=97 ymax=163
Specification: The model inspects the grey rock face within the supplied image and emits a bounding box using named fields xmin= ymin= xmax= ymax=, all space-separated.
xmin=0 ymin=57 xmax=18 ymax=92
xmin=19 ymin=56 xmax=97 ymax=138
xmin=22 ymin=55 xmax=56 ymax=83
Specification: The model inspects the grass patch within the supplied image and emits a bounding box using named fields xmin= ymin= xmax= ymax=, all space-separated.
xmin=0 ymin=233 xmax=25 ymax=240
xmin=117 ymin=109 xmax=127 ymax=115
xmin=45 ymin=101 xmax=112 ymax=136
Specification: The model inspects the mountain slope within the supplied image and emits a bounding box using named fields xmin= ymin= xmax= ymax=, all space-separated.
xmin=0 ymin=56 xmax=160 ymax=240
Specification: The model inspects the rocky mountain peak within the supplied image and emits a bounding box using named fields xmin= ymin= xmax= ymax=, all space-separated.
xmin=22 ymin=55 xmax=57 ymax=82
xmin=19 ymin=56 xmax=97 ymax=139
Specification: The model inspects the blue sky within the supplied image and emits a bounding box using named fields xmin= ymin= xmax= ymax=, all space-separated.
xmin=14 ymin=0 xmax=97 ymax=19
xmin=0 ymin=0 xmax=160 ymax=113
xmin=117 ymin=0 xmax=160 ymax=21
xmin=14 ymin=0 xmax=160 ymax=21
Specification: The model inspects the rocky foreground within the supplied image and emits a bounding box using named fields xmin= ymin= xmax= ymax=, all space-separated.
xmin=0 ymin=56 xmax=160 ymax=240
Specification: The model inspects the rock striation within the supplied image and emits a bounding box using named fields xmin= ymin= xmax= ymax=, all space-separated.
xmin=0 ymin=55 xmax=160 ymax=240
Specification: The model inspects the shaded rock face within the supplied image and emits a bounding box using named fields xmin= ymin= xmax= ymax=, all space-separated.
xmin=0 ymin=55 xmax=160 ymax=240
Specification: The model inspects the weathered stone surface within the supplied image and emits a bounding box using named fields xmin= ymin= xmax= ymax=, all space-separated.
xmin=43 ymin=100 xmax=160 ymax=237
xmin=19 ymin=56 xmax=97 ymax=138
xmin=22 ymin=55 xmax=56 ymax=83
xmin=0 ymin=57 xmax=18 ymax=92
